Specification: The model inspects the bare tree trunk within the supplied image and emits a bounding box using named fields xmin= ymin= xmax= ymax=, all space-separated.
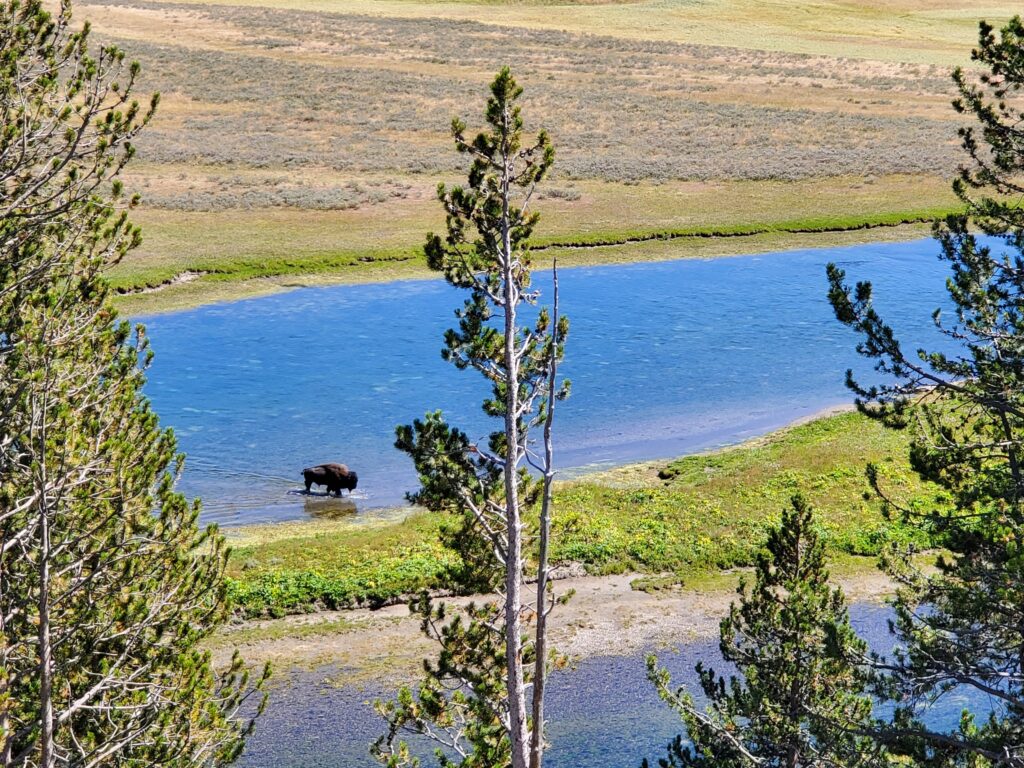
xmin=1 ymin=588 xmax=10 ymax=766
xmin=997 ymin=408 xmax=1022 ymax=500
xmin=1 ymin=510 xmax=10 ymax=766
xmin=34 ymin=368 xmax=55 ymax=768
xmin=529 ymin=262 xmax=560 ymax=768
xmin=500 ymin=125 xmax=530 ymax=768
xmin=37 ymin=487 xmax=54 ymax=768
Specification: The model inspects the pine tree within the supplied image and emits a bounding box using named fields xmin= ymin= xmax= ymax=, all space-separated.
xmin=949 ymin=16 xmax=1024 ymax=236
xmin=827 ymin=16 xmax=1024 ymax=767
xmin=645 ymin=496 xmax=879 ymax=768
xmin=373 ymin=68 xmax=568 ymax=768
xmin=0 ymin=2 xmax=267 ymax=765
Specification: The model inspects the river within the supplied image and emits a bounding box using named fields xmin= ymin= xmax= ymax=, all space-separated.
xmin=139 ymin=238 xmax=960 ymax=525
xmin=236 ymin=604 xmax=987 ymax=767
xmin=138 ymin=237 xmax=988 ymax=764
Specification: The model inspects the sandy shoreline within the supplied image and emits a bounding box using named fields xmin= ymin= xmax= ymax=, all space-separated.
xmin=212 ymin=566 xmax=894 ymax=685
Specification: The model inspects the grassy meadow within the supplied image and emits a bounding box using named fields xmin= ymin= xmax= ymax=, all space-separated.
xmin=223 ymin=410 xmax=944 ymax=618
xmin=75 ymin=0 xmax=1020 ymax=312
xmin=117 ymin=175 xmax=952 ymax=313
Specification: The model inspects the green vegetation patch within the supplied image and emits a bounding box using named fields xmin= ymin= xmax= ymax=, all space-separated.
xmin=225 ymin=412 xmax=942 ymax=617
xmin=552 ymin=412 xmax=940 ymax=577
xmin=530 ymin=207 xmax=957 ymax=250
xmin=115 ymin=207 xmax=954 ymax=298
xmin=108 ymin=247 xmax=421 ymax=294
xmin=225 ymin=512 xmax=459 ymax=617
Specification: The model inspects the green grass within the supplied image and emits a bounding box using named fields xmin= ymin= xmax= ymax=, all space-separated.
xmin=225 ymin=512 xmax=459 ymax=617
xmin=112 ymin=173 xmax=959 ymax=314
xmin=223 ymin=410 xmax=943 ymax=617
xmin=551 ymin=411 xmax=940 ymax=576
xmin=530 ymin=206 xmax=955 ymax=248
xmin=119 ymin=208 xmax=947 ymax=290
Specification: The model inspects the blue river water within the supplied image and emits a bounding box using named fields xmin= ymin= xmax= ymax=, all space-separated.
xmin=237 ymin=604 xmax=991 ymax=768
xmin=139 ymin=238 xmax=963 ymax=525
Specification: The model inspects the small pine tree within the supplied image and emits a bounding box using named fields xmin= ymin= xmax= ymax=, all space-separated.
xmin=0 ymin=2 xmax=268 ymax=765
xmin=374 ymin=68 xmax=568 ymax=768
xmin=645 ymin=496 xmax=879 ymax=768
xmin=827 ymin=16 xmax=1024 ymax=768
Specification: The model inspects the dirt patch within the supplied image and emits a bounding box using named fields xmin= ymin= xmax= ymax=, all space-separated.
xmin=212 ymin=567 xmax=894 ymax=684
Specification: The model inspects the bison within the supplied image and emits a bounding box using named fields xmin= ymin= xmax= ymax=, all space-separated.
xmin=301 ymin=463 xmax=359 ymax=497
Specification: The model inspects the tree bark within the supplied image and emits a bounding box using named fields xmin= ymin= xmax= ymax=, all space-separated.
xmin=529 ymin=263 xmax=559 ymax=768
xmin=38 ymin=486 xmax=54 ymax=768
xmin=500 ymin=109 xmax=529 ymax=768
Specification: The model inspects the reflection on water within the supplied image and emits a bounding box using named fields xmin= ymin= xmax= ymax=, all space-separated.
xmin=139 ymin=238 xmax=970 ymax=525
xmin=237 ymin=604 xmax=990 ymax=768
xmin=296 ymin=493 xmax=359 ymax=520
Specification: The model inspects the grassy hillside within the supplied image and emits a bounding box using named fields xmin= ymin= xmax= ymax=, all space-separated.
xmin=70 ymin=0 xmax=1012 ymax=311
xmin=223 ymin=410 xmax=944 ymax=617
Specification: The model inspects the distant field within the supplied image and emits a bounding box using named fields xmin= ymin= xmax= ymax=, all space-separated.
xmin=90 ymin=0 xmax=1019 ymax=65
xmin=73 ymin=0 xmax=1016 ymax=310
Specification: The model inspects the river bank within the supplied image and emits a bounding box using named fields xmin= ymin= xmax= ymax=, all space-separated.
xmin=229 ymin=595 xmax=905 ymax=768
xmin=219 ymin=408 xmax=939 ymax=619
xmin=210 ymin=561 xmax=896 ymax=680
xmin=217 ymin=525 xmax=912 ymax=767
xmin=113 ymin=214 xmax=940 ymax=315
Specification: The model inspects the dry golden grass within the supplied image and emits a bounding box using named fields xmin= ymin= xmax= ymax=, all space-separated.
xmin=95 ymin=3 xmax=964 ymax=184
xmin=97 ymin=0 xmax=1017 ymax=65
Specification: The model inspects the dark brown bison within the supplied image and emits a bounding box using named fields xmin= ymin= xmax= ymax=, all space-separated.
xmin=301 ymin=463 xmax=358 ymax=497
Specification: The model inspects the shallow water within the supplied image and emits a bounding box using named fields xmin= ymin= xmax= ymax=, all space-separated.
xmin=237 ymin=604 xmax=989 ymax=768
xmin=140 ymin=238 xmax=963 ymax=525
